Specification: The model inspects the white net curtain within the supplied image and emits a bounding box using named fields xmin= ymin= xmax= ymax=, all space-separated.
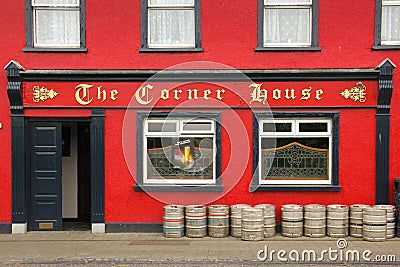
xmin=382 ymin=0 xmax=400 ymax=44
xmin=148 ymin=0 xmax=195 ymax=47
xmin=263 ymin=0 xmax=311 ymax=46
xmin=33 ymin=0 xmax=80 ymax=47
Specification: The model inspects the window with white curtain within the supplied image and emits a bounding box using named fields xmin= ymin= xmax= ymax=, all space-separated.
xmin=381 ymin=0 xmax=400 ymax=45
xmin=263 ymin=0 xmax=312 ymax=47
xmin=142 ymin=0 xmax=201 ymax=50
xmin=28 ymin=0 xmax=83 ymax=49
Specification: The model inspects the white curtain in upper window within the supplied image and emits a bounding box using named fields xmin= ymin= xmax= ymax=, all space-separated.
xmin=382 ymin=6 xmax=400 ymax=43
xmin=34 ymin=9 xmax=80 ymax=46
xmin=148 ymin=9 xmax=195 ymax=47
xmin=149 ymin=0 xmax=194 ymax=5
xmin=265 ymin=0 xmax=311 ymax=4
xmin=33 ymin=0 xmax=78 ymax=5
xmin=264 ymin=8 xmax=310 ymax=45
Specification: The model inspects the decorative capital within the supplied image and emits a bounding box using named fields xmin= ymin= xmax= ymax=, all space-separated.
xmin=33 ymin=86 xmax=58 ymax=103
xmin=340 ymin=82 xmax=366 ymax=103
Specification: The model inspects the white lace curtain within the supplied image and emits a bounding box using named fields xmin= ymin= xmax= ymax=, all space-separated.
xmin=264 ymin=8 xmax=310 ymax=46
xmin=263 ymin=0 xmax=311 ymax=46
xmin=148 ymin=0 xmax=195 ymax=47
xmin=35 ymin=10 xmax=80 ymax=46
xmin=382 ymin=5 xmax=400 ymax=43
xmin=33 ymin=0 xmax=80 ymax=47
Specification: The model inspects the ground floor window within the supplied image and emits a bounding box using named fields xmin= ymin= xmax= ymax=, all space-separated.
xmin=252 ymin=112 xmax=339 ymax=190
xmin=136 ymin=112 xmax=221 ymax=190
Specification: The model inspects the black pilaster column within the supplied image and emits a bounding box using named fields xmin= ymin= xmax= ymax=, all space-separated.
xmin=4 ymin=61 xmax=26 ymax=223
xmin=376 ymin=59 xmax=396 ymax=204
xmin=91 ymin=109 xmax=105 ymax=223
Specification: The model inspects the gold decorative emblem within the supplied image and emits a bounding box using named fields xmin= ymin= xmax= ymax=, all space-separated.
xmin=340 ymin=82 xmax=366 ymax=103
xmin=33 ymin=86 xmax=59 ymax=103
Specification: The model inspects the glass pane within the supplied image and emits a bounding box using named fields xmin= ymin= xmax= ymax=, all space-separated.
xmin=147 ymin=122 xmax=177 ymax=132
xmin=182 ymin=122 xmax=212 ymax=131
xmin=264 ymin=8 xmax=310 ymax=45
xmin=261 ymin=138 xmax=329 ymax=180
xmin=149 ymin=0 xmax=194 ymax=5
xmin=149 ymin=9 xmax=195 ymax=46
xmin=34 ymin=9 xmax=80 ymax=46
xmin=33 ymin=0 xmax=79 ymax=5
xmin=265 ymin=0 xmax=311 ymax=4
xmin=299 ymin=122 xmax=328 ymax=132
xmin=147 ymin=137 xmax=213 ymax=179
xmin=382 ymin=6 xmax=400 ymax=42
xmin=263 ymin=122 xmax=291 ymax=132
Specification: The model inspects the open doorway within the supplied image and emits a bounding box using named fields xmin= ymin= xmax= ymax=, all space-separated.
xmin=62 ymin=122 xmax=91 ymax=231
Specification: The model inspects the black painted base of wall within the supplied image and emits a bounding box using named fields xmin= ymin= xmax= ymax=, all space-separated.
xmin=106 ymin=223 xmax=163 ymax=233
xmin=0 ymin=223 xmax=11 ymax=234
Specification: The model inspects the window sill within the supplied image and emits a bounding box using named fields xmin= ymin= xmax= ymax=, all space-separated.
xmin=23 ymin=47 xmax=88 ymax=52
xmin=255 ymin=46 xmax=322 ymax=52
xmin=139 ymin=47 xmax=204 ymax=53
xmin=134 ymin=184 xmax=223 ymax=192
xmin=372 ymin=45 xmax=400 ymax=50
xmin=250 ymin=184 xmax=342 ymax=192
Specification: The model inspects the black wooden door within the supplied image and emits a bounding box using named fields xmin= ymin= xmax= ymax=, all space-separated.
xmin=29 ymin=122 xmax=62 ymax=231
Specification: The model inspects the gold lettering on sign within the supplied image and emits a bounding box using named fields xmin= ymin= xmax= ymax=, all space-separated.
xmin=249 ymin=83 xmax=324 ymax=104
xmin=174 ymin=89 xmax=182 ymax=100
xmin=75 ymin=84 xmax=94 ymax=105
xmin=135 ymin=84 xmax=154 ymax=105
xmin=285 ymin=89 xmax=296 ymax=100
xmin=75 ymin=84 xmax=120 ymax=105
xmin=216 ymin=89 xmax=225 ymax=100
xmin=110 ymin=89 xmax=119 ymax=101
xmin=203 ymin=89 xmax=211 ymax=100
xmin=33 ymin=86 xmax=58 ymax=103
xmin=160 ymin=89 xmax=169 ymax=100
xmin=250 ymin=83 xmax=268 ymax=104
xmin=315 ymin=89 xmax=324 ymax=100
xmin=188 ymin=89 xmax=198 ymax=100
xmin=301 ymin=87 xmax=312 ymax=100
xmin=340 ymin=82 xmax=366 ymax=103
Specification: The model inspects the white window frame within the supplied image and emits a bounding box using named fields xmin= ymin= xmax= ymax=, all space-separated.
xmin=32 ymin=0 xmax=81 ymax=48
xmin=263 ymin=0 xmax=312 ymax=47
xmin=381 ymin=0 xmax=400 ymax=45
xmin=259 ymin=118 xmax=332 ymax=185
xmin=143 ymin=118 xmax=216 ymax=185
xmin=147 ymin=0 xmax=196 ymax=48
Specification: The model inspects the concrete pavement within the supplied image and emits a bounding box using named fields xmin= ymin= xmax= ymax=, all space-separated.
xmin=0 ymin=231 xmax=399 ymax=266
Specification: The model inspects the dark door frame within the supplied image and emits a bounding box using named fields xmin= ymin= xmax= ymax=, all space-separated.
xmin=10 ymin=111 xmax=105 ymax=232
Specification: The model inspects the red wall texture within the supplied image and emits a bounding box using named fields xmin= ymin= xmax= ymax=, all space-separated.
xmin=0 ymin=0 xmax=399 ymax=224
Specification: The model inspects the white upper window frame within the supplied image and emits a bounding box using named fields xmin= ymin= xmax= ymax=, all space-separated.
xmin=263 ymin=0 xmax=313 ymax=47
xmin=147 ymin=0 xmax=196 ymax=49
xmin=259 ymin=117 xmax=332 ymax=185
xmin=31 ymin=0 xmax=81 ymax=48
xmin=32 ymin=0 xmax=79 ymax=7
xmin=381 ymin=0 xmax=400 ymax=45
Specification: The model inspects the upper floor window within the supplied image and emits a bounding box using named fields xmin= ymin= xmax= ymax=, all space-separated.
xmin=24 ymin=0 xmax=86 ymax=51
xmin=140 ymin=0 xmax=202 ymax=51
xmin=256 ymin=0 xmax=320 ymax=51
xmin=374 ymin=0 xmax=400 ymax=48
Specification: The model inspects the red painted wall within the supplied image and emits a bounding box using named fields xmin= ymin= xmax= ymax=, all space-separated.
xmin=0 ymin=0 xmax=399 ymax=224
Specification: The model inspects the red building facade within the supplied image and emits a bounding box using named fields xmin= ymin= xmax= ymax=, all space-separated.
xmin=0 ymin=0 xmax=399 ymax=233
